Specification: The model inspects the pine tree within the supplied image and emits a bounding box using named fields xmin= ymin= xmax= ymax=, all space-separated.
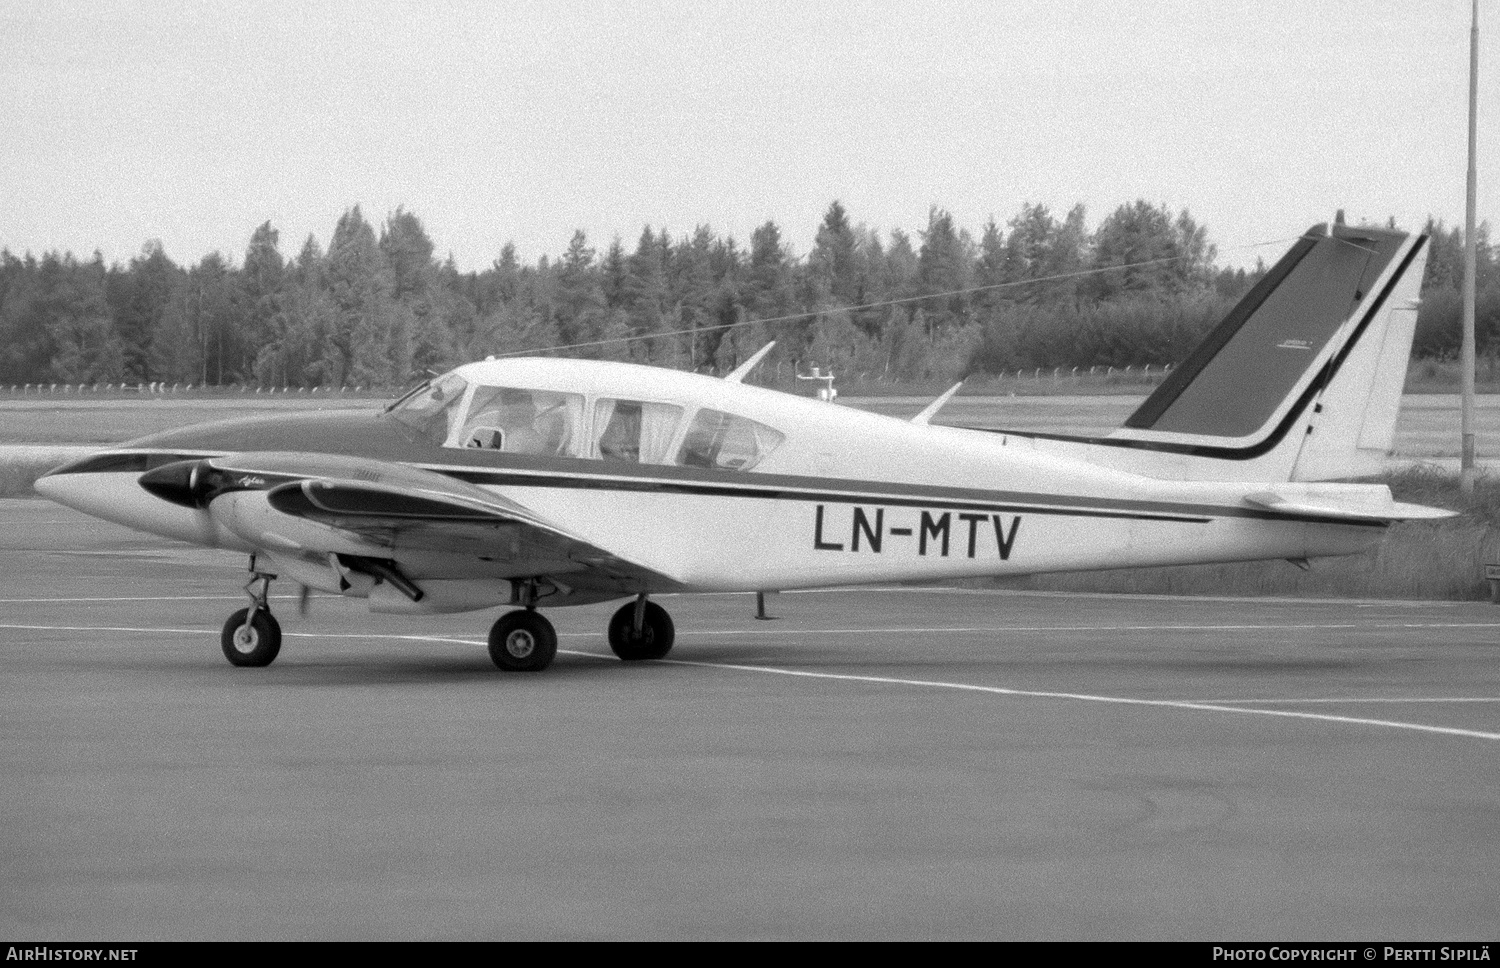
xmin=37 ymin=253 xmax=124 ymax=384
xmin=325 ymin=206 xmax=400 ymax=387
xmin=809 ymin=201 xmax=860 ymax=306
xmin=241 ymin=223 xmax=285 ymax=387
xmin=622 ymin=227 xmax=672 ymax=364
xmin=916 ymin=208 xmax=973 ymax=333
xmin=1091 ymin=200 xmax=1208 ymax=299
xmin=107 ymin=240 xmax=178 ymax=382
xmin=556 ymin=230 xmax=608 ymax=355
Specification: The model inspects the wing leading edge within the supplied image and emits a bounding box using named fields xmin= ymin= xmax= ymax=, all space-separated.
xmin=174 ymin=452 xmax=686 ymax=604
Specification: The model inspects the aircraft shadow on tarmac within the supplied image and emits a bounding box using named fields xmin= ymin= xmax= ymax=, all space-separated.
xmin=151 ymin=652 xmax=620 ymax=686
xmin=130 ymin=636 xmax=1382 ymax=682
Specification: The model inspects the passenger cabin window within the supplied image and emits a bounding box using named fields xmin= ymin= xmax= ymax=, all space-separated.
xmin=456 ymin=387 xmax=583 ymax=455
xmin=590 ymin=399 xmax=683 ymax=463
xmin=677 ymin=409 xmax=783 ymax=471
xmin=430 ymin=383 xmax=783 ymax=472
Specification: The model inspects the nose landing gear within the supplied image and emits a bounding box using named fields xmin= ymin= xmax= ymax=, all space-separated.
xmin=221 ymin=568 xmax=282 ymax=667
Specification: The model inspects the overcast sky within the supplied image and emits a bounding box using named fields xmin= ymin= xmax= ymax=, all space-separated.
xmin=2 ymin=0 xmax=1495 ymax=271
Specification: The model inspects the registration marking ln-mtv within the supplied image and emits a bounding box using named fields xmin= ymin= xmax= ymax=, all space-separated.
xmin=35 ymin=221 xmax=1451 ymax=672
xmin=813 ymin=505 xmax=1022 ymax=560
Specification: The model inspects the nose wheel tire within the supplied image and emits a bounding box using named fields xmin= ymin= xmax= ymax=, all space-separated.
xmin=221 ymin=608 xmax=282 ymax=667
xmin=488 ymin=610 xmax=558 ymax=672
xmin=608 ymin=600 xmax=675 ymax=661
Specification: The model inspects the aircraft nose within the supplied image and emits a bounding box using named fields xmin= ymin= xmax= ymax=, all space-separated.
xmin=31 ymin=466 xmax=68 ymax=502
xmin=31 ymin=454 xmax=122 ymax=513
xmin=33 ymin=451 xmax=230 ymax=547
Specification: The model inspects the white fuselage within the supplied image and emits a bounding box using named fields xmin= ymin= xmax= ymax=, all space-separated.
xmin=36 ymin=358 xmax=1386 ymax=612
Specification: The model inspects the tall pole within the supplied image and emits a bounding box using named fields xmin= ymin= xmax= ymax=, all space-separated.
xmin=1461 ymin=0 xmax=1479 ymax=494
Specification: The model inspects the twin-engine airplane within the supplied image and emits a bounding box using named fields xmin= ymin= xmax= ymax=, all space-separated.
xmin=36 ymin=221 xmax=1450 ymax=672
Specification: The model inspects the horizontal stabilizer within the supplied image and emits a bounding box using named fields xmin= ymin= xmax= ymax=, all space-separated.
xmin=1244 ymin=488 xmax=1455 ymax=523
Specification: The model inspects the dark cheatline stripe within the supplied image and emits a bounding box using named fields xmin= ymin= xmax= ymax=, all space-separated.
xmin=46 ymin=451 xmax=220 ymax=475
xmin=431 ymin=466 xmax=1384 ymax=529
xmin=439 ymin=468 xmax=1206 ymax=523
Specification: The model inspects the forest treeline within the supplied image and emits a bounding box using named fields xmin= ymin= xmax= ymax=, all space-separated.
xmin=1 ymin=200 xmax=1495 ymax=389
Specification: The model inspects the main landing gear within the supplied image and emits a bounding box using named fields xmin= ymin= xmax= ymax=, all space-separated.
xmin=485 ymin=594 xmax=676 ymax=672
xmin=221 ymin=567 xmax=282 ymax=667
xmin=607 ymin=595 xmax=674 ymax=661
xmin=487 ymin=609 xmax=558 ymax=672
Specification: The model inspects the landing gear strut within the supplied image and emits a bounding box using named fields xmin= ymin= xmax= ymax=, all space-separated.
xmin=221 ymin=566 xmax=282 ymax=667
xmin=488 ymin=609 xmax=557 ymax=672
xmin=608 ymin=595 xmax=674 ymax=661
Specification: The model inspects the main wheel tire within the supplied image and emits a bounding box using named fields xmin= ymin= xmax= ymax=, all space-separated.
xmin=488 ymin=610 xmax=558 ymax=672
xmin=221 ymin=608 xmax=282 ymax=667
xmin=607 ymin=600 xmax=675 ymax=661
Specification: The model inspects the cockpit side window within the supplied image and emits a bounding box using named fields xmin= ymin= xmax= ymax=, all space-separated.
xmin=456 ymin=386 xmax=583 ymax=455
xmin=386 ymin=372 xmax=470 ymax=445
xmin=676 ymin=409 xmax=784 ymax=471
xmin=590 ymin=399 xmax=684 ymax=463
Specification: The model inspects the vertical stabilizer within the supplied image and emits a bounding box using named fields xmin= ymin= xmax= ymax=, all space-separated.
xmin=1084 ymin=222 xmax=1429 ymax=482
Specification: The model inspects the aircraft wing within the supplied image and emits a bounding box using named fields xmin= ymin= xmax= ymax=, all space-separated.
xmin=265 ymin=470 xmax=679 ymax=587
xmin=144 ymin=452 xmax=684 ymax=595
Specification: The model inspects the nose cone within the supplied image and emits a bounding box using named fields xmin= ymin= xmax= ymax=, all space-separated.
xmin=33 ymin=459 xmax=131 ymax=525
xmin=33 ymin=451 xmax=224 ymax=546
xmin=31 ymin=466 xmax=70 ymax=503
xmin=33 ymin=409 xmax=422 ymax=546
xmin=33 ymin=450 xmax=142 ymax=509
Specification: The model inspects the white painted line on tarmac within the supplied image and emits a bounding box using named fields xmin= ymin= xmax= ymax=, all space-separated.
xmin=778 ymin=586 xmax=1485 ymax=609
xmin=0 ymin=595 xmax=314 ymax=603
xmin=1199 ymin=697 xmax=1500 ymax=704
xmin=678 ymin=623 xmax=1500 ymax=634
xmin=658 ymin=657 xmax=1500 ymax=743
xmin=0 ymin=623 xmax=487 ymax=645
xmin=0 ymin=622 xmax=588 ymax=643
xmin=5 ymin=622 xmax=1496 ymax=741
xmin=0 ymin=623 xmax=202 ymax=633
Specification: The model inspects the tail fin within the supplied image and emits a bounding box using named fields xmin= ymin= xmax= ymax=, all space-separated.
xmin=1094 ymin=221 xmax=1428 ymax=482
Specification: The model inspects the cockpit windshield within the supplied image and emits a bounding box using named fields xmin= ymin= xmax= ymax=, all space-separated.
xmin=385 ymin=371 xmax=470 ymax=444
